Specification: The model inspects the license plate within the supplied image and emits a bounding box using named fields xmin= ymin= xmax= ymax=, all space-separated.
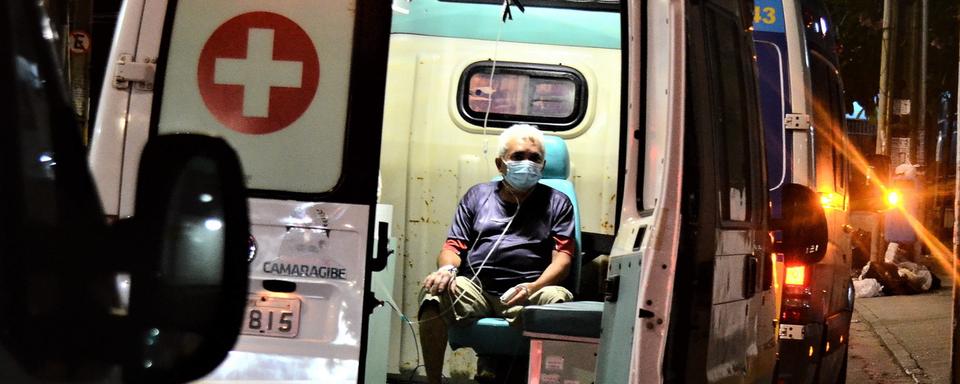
xmin=779 ymin=324 xmax=805 ymax=340
xmin=241 ymin=294 xmax=301 ymax=338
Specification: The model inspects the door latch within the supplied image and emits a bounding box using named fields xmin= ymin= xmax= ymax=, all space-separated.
xmin=113 ymin=54 xmax=156 ymax=91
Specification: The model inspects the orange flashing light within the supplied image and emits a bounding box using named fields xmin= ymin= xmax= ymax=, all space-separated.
xmin=819 ymin=192 xmax=843 ymax=210
xmin=785 ymin=265 xmax=806 ymax=286
xmin=886 ymin=190 xmax=901 ymax=208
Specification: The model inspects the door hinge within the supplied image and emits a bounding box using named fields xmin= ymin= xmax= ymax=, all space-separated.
xmin=784 ymin=113 xmax=811 ymax=130
xmin=113 ymin=54 xmax=156 ymax=91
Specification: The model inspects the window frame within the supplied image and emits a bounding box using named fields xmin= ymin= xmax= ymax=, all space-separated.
xmin=810 ymin=51 xmax=848 ymax=198
xmin=456 ymin=61 xmax=589 ymax=132
xmin=703 ymin=3 xmax=764 ymax=227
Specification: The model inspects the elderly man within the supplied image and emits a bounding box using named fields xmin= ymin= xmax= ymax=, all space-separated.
xmin=418 ymin=124 xmax=575 ymax=383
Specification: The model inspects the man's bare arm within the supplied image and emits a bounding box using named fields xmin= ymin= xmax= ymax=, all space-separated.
xmin=437 ymin=248 xmax=461 ymax=269
xmin=505 ymin=250 xmax=571 ymax=306
xmin=423 ymin=248 xmax=462 ymax=295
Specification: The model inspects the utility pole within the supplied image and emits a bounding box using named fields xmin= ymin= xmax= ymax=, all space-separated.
xmin=877 ymin=0 xmax=898 ymax=156
xmin=951 ymin=9 xmax=960 ymax=382
xmin=917 ymin=0 xmax=928 ymax=166
xmin=904 ymin=1 xmax=920 ymax=166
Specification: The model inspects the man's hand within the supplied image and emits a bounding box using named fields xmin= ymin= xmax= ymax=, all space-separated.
xmin=504 ymin=283 xmax=534 ymax=306
xmin=423 ymin=266 xmax=458 ymax=295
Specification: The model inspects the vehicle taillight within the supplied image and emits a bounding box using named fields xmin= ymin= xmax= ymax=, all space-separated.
xmin=785 ymin=265 xmax=806 ymax=286
xmin=782 ymin=265 xmax=812 ymax=317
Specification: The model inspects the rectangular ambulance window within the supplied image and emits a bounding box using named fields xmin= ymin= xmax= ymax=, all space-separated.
xmin=708 ymin=5 xmax=754 ymax=223
xmin=457 ymin=61 xmax=587 ymax=131
xmin=811 ymin=53 xmax=846 ymax=194
xmin=154 ymin=1 xmax=357 ymax=195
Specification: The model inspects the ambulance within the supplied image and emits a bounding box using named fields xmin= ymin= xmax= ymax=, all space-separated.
xmin=86 ymin=0 xmax=831 ymax=382
xmin=753 ymin=0 xmax=854 ymax=381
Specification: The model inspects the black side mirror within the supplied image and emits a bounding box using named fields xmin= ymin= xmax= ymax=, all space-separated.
xmin=123 ymin=135 xmax=250 ymax=383
xmin=2 ymin=0 xmax=118 ymax=380
xmin=1 ymin=0 xmax=249 ymax=381
xmin=772 ymin=183 xmax=828 ymax=264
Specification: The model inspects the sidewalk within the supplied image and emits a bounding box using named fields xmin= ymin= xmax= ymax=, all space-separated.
xmin=852 ymin=278 xmax=953 ymax=383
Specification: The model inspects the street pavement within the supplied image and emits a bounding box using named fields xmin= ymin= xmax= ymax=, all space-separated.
xmin=848 ymin=275 xmax=953 ymax=383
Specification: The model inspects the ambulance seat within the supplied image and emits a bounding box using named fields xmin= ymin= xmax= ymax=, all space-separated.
xmin=447 ymin=134 xmax=581 ymax=358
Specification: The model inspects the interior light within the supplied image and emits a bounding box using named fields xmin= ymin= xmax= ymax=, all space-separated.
xmin=204 ymin=218 xmax=224 ymax=231
xmin=808 ymin=346 xmax=814 ymax=357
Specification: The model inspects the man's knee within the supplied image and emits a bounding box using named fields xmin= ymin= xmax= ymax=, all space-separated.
xmin=419 ymin=299 xmax=443 ymax=322
xmin=531 ymin=286 xmax=573 ymax=305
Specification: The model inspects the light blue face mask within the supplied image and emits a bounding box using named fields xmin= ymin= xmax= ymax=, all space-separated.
xmin=503 ymin=160 xmax=543 ymax=191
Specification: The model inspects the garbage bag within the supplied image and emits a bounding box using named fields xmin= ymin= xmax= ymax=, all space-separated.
xmin=896 ymin=261 xmax=933 ymax=292
xmin=861 ymin=261 xmax=914 ymax=295
xmin=884 ymin=242 xmax=900 ymax=264
xmin=853 ymin=278 xmax=883 ymax=298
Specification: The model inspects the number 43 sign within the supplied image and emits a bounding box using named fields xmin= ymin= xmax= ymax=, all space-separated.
xmin=752 ymin=0 xmax=785 ymax=33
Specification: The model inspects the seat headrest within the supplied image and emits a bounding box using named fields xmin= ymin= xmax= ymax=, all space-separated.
xmin=542 ymin=135 xmax=570 ymax=180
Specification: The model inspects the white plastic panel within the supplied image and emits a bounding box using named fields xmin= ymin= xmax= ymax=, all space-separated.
xmin=87 ymin=0 xmax=163 ymax=217
xmin=200 ymin=198 xmax=369 ymax=383
xmin=156 ymin=0 xmax=356 ymax=194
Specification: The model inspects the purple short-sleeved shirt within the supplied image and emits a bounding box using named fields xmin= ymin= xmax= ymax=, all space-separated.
xmin=447 ymin=181 xmax=574 ymax=295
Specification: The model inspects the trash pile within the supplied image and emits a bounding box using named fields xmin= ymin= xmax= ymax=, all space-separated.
xmin=852 ymin=243 xmax=941 ymax=298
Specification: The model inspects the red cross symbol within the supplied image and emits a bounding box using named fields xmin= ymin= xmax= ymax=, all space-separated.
xmin=198 ymin=12 xmax=320 ymax=135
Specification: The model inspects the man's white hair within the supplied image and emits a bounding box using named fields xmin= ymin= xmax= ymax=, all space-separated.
xmin=498 ymin=124 xmax=545 ymax=158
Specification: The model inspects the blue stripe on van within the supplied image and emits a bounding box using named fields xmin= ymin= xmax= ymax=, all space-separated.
xmin=753 ymin=0 xmax=786 ymax=33
xmin=755 ymin=31 xmax=792 ymax=219
xmin=391 ymin=0 xmax=621 ymax=49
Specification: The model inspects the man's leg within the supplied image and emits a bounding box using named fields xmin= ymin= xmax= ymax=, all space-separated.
xmin=500 ymin=285 xmax=573 ymax=321
xmin=419 ymin=276 xmax=491 ymax=384
xmin=527 ymin=285 xmax=574 ymax=305
xmin=419 ymin=301 xmax=448 ymax=384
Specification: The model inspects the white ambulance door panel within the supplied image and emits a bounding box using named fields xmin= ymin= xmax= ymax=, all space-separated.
xmin=147 ymin=0 xmax=391 ymax=381
xmin=155 ymin=1 xmax=354 ymax=191
xmin=667 ymin=1 xmax=772 ymax=383
xmin=88 ymin=0 xmax=168 ymax=216
xmin=702 ymin=3 xmax=770 ymax=381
